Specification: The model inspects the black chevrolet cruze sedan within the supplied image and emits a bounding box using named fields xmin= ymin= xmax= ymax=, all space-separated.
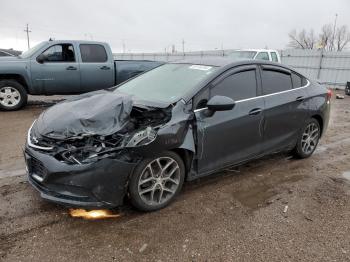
xmin=25 ymin=58 xmax=331 ymax=211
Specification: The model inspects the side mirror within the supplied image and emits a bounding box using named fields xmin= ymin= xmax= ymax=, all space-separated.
xmin=36 ymin=54 xmax=46 ymax=64
xmin=207 ymin=95 xmax=235 ymax=112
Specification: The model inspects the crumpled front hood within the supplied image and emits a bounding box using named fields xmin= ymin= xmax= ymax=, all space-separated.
xmin=35 ymin=90 xmax=135 ymax=139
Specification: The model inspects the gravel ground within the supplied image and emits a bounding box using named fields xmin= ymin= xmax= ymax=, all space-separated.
xmin=1 ymin=94 xmax=350 ymax=262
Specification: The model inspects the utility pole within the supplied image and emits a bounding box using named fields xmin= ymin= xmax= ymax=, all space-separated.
xmin=24 ymin=24 xmax=31 ymax=49
xmin=182 ymin=39 xmax=185 ymax=54
xmin=122 ymin=40 xmax=126 ymax=53
xmin=331 ymin=13 xmax=338 ymax=51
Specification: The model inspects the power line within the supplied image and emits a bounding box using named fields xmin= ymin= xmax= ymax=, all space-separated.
xmin=24 ymin=23 xmax=31 ymax=49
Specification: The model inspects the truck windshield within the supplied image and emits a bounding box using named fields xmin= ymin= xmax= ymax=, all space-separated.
xmin=20 ymin=42 xmax=47 ymax=59
xmin=227 ymin=51 xmax=257 ymax=59
xmin=117 ymin=64 xmax=217 ymax=103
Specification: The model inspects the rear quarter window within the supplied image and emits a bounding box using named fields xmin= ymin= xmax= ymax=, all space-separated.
xmin=80 ymin=44 xmax=107 ymax=62
xmin=271 ymin=52 xmax=279 ymax=62
xmin=262 ymin=70 xmax=292 ymax=95
xmin=292 ymin=72 xmax=308 ymax=88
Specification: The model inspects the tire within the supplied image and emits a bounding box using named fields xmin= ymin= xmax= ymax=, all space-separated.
xmin=128 ymin=151 xmax=185 ymax=212
xmin=0 ymin=80 xmax=28 ymax=111
xmin=293 ymin=118 xmax=321 ymax=159
xmin=345 ymin=88 xmax=350 ymax=96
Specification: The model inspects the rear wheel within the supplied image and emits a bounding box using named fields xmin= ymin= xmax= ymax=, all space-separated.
xmin=345 ymin=88 xmax=350 ymax=96
xmin=293 ymin=118 xmax=321 ymax=158
xmin=0 ymin=80 xmax=27 ymax=111
xmin=129 ymin=151 xmax=185 ymax=212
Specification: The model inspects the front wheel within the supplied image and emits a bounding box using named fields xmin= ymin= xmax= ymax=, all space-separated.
xmin=0 ymin=80 xmax=28 ymax=111
xmin=128 ymin=151 xmax=185 ymax=212
xmin=293 ymin=118 xmax=321 ymax=158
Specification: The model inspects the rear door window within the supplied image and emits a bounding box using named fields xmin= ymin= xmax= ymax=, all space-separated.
xmin=255 ymin=52 xmax=269 ymax=61
xmin=271 ymin=52 xmax=279 ymax=62
xmin=211 ymin=70 xmax=257 ymax=101
xmin=261 ymin=69 xmax=292 ymax=95
xmin=80 ymin=44 xmax=107 ymax=62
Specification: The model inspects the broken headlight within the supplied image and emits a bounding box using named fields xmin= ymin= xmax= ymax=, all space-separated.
xmin=126 ymin=127 xmax=157 ymax=147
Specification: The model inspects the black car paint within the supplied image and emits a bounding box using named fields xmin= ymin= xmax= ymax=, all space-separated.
xmin=25 ymin=58 xmax=330 ymax=208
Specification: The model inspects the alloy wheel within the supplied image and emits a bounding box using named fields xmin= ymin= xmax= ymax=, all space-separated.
xmin=0 ymin=87 xmax=21 ymax=107
xmin=301 ymin=122 xmax=320 ymax=155
xmin=138 ymin=157 xmax=181 ymax=205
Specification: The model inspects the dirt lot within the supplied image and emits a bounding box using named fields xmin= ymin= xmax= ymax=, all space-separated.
xmin=1 ymin=94 xmax=350 ymax=262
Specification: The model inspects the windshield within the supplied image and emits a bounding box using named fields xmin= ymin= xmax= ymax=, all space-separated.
xmin=117 ymin=63 xmax=217 ymax=103
xmin=227 ymin=51 xmax=257 ymax=59
xmin=19 ymin=42 xmax=47 ymax=59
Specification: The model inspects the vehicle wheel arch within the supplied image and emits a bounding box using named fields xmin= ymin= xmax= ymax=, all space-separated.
xmin=171 ymin=148 xmax=194 ymax=177
xmin=0 ymin=74 xmax=29 ymax=93
xmin=311 ymin=114 xmax=323 ymax=136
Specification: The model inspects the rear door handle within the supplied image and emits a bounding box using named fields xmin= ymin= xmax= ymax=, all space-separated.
xmin=66 ymin=66 xmax=77 ymax=70
xmin=296 ymin=96 xmax=305 ymax=102
xmin=249 ymin=108 xmax=263 ymax=115
xmin=100 ymin=66 xmax=111 ymax=70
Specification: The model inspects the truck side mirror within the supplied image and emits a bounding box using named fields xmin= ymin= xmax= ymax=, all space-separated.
xmin=37 ymin=54 xmax=46 ymax=64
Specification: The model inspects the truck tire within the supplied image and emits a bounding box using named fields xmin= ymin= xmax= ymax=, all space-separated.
xmin=0 ymin=80 xmax=28 ymax=111
xmin=345 ymin=88 xmax=350 ymax=96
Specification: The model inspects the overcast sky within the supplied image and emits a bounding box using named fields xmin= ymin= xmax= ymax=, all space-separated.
xmin=0 ymin=0 xmax=349 ymax=53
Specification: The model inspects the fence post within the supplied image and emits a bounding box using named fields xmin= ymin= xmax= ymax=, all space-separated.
xmin=317 ymin=49 xmax=324 ymax=80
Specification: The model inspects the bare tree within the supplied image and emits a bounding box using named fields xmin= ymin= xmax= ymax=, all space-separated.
xmin=289 ymin=23 xmax=350 ymax=51
xmin=288 ymin=29 xmax=316 ymax=49
xmin=335 ymin=25 xmax=350 ymax=51
xmin=319 ymin=24 xmax=334 ymax=50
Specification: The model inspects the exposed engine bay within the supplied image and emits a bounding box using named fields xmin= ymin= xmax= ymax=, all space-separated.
xmin=28 ymin=90 xmax=173 ymax=165
xmin=55 ymin=107 xmax=171 ymax=164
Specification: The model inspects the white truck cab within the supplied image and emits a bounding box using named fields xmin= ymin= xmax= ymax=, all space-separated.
xmin=227 ymin=49 xmax=281 ymax=63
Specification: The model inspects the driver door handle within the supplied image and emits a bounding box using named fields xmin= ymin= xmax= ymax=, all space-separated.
xmin=296 ymin=96 xmax=305 ymax=102
xmin=249 ymin=108 xmax=263 ymax=115
xmin=100 ymin=66 xmax=111 ymax=70
xmin=66 ymin=66 xmax=77 ymax=70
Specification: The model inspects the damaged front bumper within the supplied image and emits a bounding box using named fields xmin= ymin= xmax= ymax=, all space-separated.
xmin=24 ymin=145 xmax=137 ymax=209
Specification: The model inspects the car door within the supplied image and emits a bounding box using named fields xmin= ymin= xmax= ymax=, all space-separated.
xmin=78 ymin=44 xmax=114 ymax=92
xmin=260 ymin=65 xmax=309 ymax=153
xmin=30 ymin=43 xmax=81 ymax=94
xmin=194 ymin=65 xmax=264 ymax=175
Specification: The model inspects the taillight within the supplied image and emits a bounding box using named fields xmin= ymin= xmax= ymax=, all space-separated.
xmin=327 ymin=89 xmax=332 ymax=100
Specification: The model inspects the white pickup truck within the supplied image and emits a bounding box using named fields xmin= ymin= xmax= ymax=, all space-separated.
xmin=227 ymin=49 xmax=281 ymax=63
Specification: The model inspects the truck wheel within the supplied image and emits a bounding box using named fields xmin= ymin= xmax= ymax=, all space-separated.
xmin=128 ymin=151 xmax=185 ymax=212
xmin=0 ymin=80 xmax=27 ymax=111
xmin=345 ymin=88 xmax=350 ymax=96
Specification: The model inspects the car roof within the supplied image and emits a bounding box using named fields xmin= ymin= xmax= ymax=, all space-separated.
xmin=170 ymin=58 xmax=301 ymax=103
xmin=43 ymin=40 xmax=109 ymax=46
xmin=234 ymin=49 xmax=279 ymax=53
xmin=170 ymin=57 xmax=290 ymax=70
